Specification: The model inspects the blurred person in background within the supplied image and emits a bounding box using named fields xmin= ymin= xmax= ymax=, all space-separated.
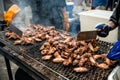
xmin=66 ymin=0 xmax=81 ymax=34
xmin=95 ymin=0 xmax=120 ymax=60
xmin=91 ymin=0 xmax=108 ymax=10
xmin=72 ymin=0 xmax=85 ymax=15
xmin=13 ymin=0 xmax=68 ymax=30
xmin=106 ymin=0 xmax=119 ymax=11
xmin=85 ymin=0 xmax=92 ymax=7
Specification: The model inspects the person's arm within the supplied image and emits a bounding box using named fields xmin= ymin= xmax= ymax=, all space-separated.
xmin=95 ymin=1 xmax=120 ymax=37
xmin=108 ymin=0 xmax=120 ymax=29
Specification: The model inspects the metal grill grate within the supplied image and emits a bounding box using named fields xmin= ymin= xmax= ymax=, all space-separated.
xmin=0 ymin=31 xmax=117 ymax=80
xmin=26 ymin=42 xmax=114 ymax=80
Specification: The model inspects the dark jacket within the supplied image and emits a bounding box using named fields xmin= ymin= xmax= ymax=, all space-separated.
xmin=109 ymin=0 xmax=120 ymax=27
xmin=92 ymin=0 xmax=108 ymax=7
xmin=109 ymin=0 xmax=120 ymax=39
xmin=32 ymin=0 xmax=66 ymax=29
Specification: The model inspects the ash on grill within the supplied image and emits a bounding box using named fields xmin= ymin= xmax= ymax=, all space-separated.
xmin=3 ymin=24 xmax=118 ymax=80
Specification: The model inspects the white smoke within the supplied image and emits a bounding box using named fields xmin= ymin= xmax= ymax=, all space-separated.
xmin=12 ymin=0 xmax=32 ymax=31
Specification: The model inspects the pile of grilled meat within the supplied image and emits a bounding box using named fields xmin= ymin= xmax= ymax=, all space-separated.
xmin=5 ymin=24 xmax=116 ymax=73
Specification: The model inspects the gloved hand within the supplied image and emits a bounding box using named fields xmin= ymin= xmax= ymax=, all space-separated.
xmin=95 ymin=23 xmax=112 ymax=37
xmin=107 ymin=40 xmax=120 ymax=60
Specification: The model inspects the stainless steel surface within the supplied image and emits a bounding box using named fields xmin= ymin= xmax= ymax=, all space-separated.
xmin=108 ymin=65 xmax=120 ymax=80
xmin=77 ymin=30 xmax=97 ymax=41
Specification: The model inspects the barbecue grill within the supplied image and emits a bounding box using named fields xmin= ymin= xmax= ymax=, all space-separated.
xmin=0 ymin=0 xmax=118 ymax=80
xmin=0 ymin=29 xmax=118 ymax=80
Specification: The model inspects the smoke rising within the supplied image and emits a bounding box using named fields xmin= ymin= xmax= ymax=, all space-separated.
xmin=12 ymin=0 xmax=66 ymax=30
xmin=11 ymin=0 xmax=33 ymax=31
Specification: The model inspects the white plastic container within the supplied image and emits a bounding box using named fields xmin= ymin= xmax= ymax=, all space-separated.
xmin=78 ymin=10 xmax=118 ymax=43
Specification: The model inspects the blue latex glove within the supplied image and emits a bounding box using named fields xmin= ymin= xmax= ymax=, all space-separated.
xmin=107 ymin=40 xmax=120 ymax=60
xmin=95 ymin=23 xmax=112 ymax=37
